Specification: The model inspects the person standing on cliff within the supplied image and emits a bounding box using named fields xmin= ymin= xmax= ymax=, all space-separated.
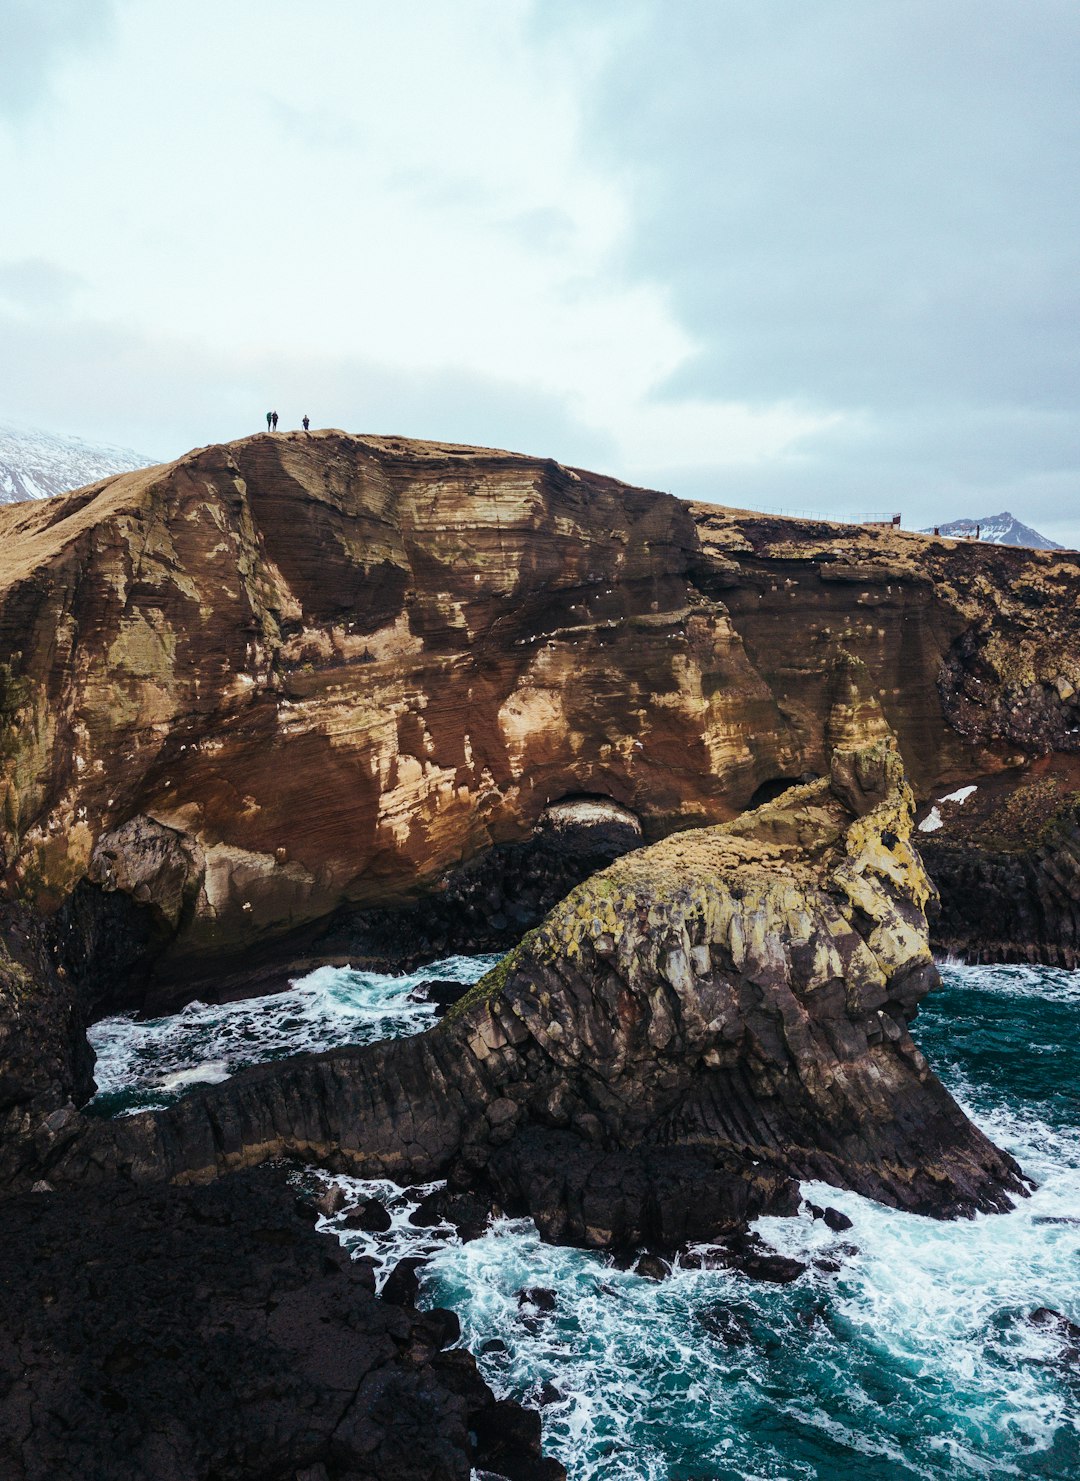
xmin=265 ymin=411 xmax=272 ymax=431
xmin=271 ymin=411 xmax=278 ymax=430
xmin=302 ymin=414 xmax=310 ymax=431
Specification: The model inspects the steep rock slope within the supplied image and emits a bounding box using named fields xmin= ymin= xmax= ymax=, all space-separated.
xmin=29 ymin=743 xmax=1026 ymax=1229
xmin=917 ymin=756 xmax=1080 ymax=965
xmin=1 ymin=432 xmax=1079 ymax=994
xmin=0 ymin=433 xmax=802 ymax=997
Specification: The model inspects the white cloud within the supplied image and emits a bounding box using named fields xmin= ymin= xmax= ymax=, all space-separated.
xmin=0 ymin=0 xmax=1077 ymax=545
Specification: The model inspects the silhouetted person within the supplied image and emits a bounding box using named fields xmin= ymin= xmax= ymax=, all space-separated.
xmin=271 ymin=411 xmax=278 ymax=430
xmin=266 ymin=411 xmax=272 ymax=431
xmin=302 ymin=415 xmax=310 ymax=431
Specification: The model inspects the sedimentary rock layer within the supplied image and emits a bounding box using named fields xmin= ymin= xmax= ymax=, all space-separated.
xmin=1 ymin=431 xmax=1078 ymax=995
xmin=31 ymin=744 xmax=1027 ymax=1232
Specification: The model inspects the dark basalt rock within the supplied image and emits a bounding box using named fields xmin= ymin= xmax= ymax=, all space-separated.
xmin=0 ymin=1169 xmax=564 ymax=1481
xmin=381 ymin=1256 xmax=428 ymax=1308
xmin=12 ymin=744 xmax=1029 ymax=1254
xmin=682 ymin=1236 xmax=808 ymax=1284
xmin=483 ymin=1128 xmax=799 ymax=1253
xmin=1029 ymin=1307 xmax=1080 ymax=1365
xmin=922 ymin=807 xmax=1080 ymax=967
xmin=695 ymin=1304 xmax=755 ymax=1347
xmin=0 ymin=901 xmax=95 ymax=1191
xmin=342 ymin=1196 xmax=393 ymax=1232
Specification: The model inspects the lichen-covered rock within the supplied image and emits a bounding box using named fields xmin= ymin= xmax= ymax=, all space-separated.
xmin=30 ymin=742 xmax=1027 ymax=1231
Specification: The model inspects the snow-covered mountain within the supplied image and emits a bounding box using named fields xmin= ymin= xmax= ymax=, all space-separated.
xmin=0 ymin=420 xmax=155 ymax=505
xmin=919 ymin=511 xmax=1062 ymax=550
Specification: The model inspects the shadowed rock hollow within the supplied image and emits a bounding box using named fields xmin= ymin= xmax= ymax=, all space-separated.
xmin=31 ymin=741 xmax=1027 ymax=1241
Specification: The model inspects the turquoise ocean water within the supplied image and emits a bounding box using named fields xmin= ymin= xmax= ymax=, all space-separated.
xmin=91 ymin=961 xmax=1080 ymax=1479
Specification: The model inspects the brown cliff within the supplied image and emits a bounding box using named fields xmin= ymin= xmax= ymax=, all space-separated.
xmin=1 ymin=431 xmax=1078 ymax=1003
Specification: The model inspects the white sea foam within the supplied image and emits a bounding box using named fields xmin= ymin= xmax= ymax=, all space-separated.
xmin=938 ymin=960 xmax=1080 ymax=1006
xmin=87 ymin=953 xmax=498 ymax=1112
xmin=92 ymin=953 xmax=1079 ymax=1479
xmin=919 ymin=806 xmax=944 ymax=832
xmin=311 ymin=963 xmax=1080 ymax=1481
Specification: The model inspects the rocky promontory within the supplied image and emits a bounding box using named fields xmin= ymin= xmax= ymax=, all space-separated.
xmin=26 ymin=742 xmax=1027 ymax=1235
xmin=0 ymin=430 xmax=1070 ymax=1478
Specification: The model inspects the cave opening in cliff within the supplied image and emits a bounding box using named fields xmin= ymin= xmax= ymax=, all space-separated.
xmin=746 ymin=776 xmax=809 ymax=810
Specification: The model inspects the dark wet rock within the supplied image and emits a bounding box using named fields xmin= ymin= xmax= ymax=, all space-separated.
xmin=1030 ymin=1307 xmax=1080 ymax=1363
xmin=634 ymin=1253 xmax=671 ymax=1281
xmin=469 ymin=1399 xmax=565 ymax=1481
xmin=695 ymin=1304 xmax=755 ymax=1347
xmin=709 ymin=1234 xmax=808 ymax=1285
xmin=805 ymin=1201 xmax=826 ymax=1220
xmin=351 ymin=1255 xmax=379 ymax=1293
xmin=517 ymin=1287 xmax=557 ymax=1312
xmin=421 ymin=979 xmax=473 ymax=1017
xmin=0 ymin=1168 xmax=563 ymax=1481
xmin=314 ymin=1180 xmax=346 ymax=1216
xmin=0 ymin=902 xmax=95 ymax=1191
xmin=429 ymin=1186 xmax=494 ymax=1242
xmin=342 ymin=1196 xmax=393 ymax=1232
xmin=813 ymin=1255 xmax=844 ymax=1274
xmin=381 ymin=1256 xmax=428 ymax=1308
xmin=484 ymin=1129 xmax=798 ymax=1254
xmin=823 ymin=1206 xmax=854 ymax=1232
xmin=479 ymin=1338 xmax=508 ymax=1356
xmin=535 ymin=1381 xmax=565 ymax=1406
xmin=409 ymin=1189 xmax=447 ymax=1227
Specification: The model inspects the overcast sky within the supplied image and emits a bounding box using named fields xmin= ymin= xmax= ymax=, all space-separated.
xmin=2 ymin=0 xmax=1078 ymax=540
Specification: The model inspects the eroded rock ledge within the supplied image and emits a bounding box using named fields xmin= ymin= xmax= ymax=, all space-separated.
xmin=31 ymin=742 xmax=1028 ymax=1237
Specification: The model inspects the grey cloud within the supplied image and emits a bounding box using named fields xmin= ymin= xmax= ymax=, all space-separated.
xmin=566 ymin=0 xmax=1080 ymax=525
xmin=0 ymin=0 xmax=114 ymax=121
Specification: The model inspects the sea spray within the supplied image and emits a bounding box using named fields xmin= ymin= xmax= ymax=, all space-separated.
xmin=87 ymin=953 xmax=498 ymax=1115
xmin=91 ymin=956 xmax=1080 ymax=1478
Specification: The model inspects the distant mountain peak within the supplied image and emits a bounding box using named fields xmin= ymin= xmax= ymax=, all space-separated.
xmin=0 ymin=419 xmax=155 ymax=505
xmin=919 ymin=511 xmax=1062 ymax=550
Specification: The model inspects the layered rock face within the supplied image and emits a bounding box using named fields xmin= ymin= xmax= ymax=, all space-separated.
xmin=32 ymin=743 xmax=1026 ymax=1234
xmin=917 ymin=757 xmax=1080 ymax=965
xmin=0 ymin=433 xmax=792 ymax=1003
xmin=2 ymin=431 xmax=1079 ymax=995
xmin=690 ymin=505 xmax=1080 ymax=787
xmin=1 ymin=432 xmax=1078 ymax=992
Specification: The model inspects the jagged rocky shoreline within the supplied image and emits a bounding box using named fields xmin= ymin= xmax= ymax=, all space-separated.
xmin=1 ymin=432 xmax=1076 ymax=1478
